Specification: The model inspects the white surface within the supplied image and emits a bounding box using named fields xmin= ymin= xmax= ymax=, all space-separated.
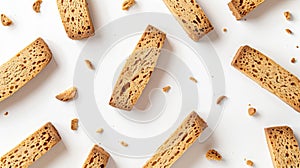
xmin=0 ymin=0 xmax=299 ymax=167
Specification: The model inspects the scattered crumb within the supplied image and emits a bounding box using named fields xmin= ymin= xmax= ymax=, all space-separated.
xmin=284 ymin=11 xmax=291 ymax=21
xmin=71 ymin=118 xmax=79 ymax=130
xmin=216 ymin=95 xmax=227 ymax=105
xmin=96 ymin=128 xmax=104 ymax=134
xmin=162 ymin=86 xmax=171 ymax=92
xmin=285 ymin=29 xmax=292 ymax=34
xmin=296 ymin=46 xmax=299 ymax=49
xmin=56 ymin=87 xmax=77 ymax=102
xmin=84 ymin=59 xmax=94 ymax=70
xmin=120 ymin=141 xmax=128 ymax=147
xmin=33 ymin=0 xmax=42 ymax=13
xmin=1 ymin=14 xmax=12 ymax=26
xmin=206 ymin=149 xmax=222 ymax=161
xmin=291 ymin=57 xmax=296 ymax=63
xmin=122 ymin=0 xmax=135 ymax=10
xmin=244 ymin=19 xmax=247 ymax=21
xmin=189 ymin=77 xmax=198 ymax=83
xmin=248 ymin=104 xmax=251 ymax=106
xmin=248 ymin=107 xmax=256 ymax=116
xmin=4 ymin=112 xmax=8 ymax=116
xmin=223 ymin=28 xmax=227 ymax=32
xmin=246 ymin=160 xmax=254 ymax=166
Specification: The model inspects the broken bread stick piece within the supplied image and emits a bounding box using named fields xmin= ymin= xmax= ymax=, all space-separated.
xmin=56 ymin=87 xmax=77 ymax=102
xmin=162 ymin=0 xmax=213 ymax=41
xmin=0 ymin=122 xmax=61 ymax=168
xmin=122 ymin=0 xmax=135 ymax=10
xmin=228 ymin=0 xmax=264 ymax=20
xmin=82 ymin=145 xmax=110 ymax=168
xmin=232 ymin=45 xmax=300 ymax=112
xmin=109 ymin=25 xmax=166 ymax=111
xmin=143 ymin=111 xmax=207 ymax=168
xmin=0 ymin=38 xmax=52 ymax=102
xmin=265 ymin=126 xmax=300 ymax=167
xmin=56 ymin=0 xmax=95 ymax=40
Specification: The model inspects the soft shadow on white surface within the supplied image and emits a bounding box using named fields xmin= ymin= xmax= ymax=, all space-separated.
xmin=0 ymin=60 xmax=56 ymax=112
xmin=87 ymin=0 xmax=101 ymax=30
xmin=207 ymin=30 xmax=219 ymax=42
xmin=106 ymin=157 xmax=117 ymax=168
xmin=29 ymin=141 xmax=67 ymax=168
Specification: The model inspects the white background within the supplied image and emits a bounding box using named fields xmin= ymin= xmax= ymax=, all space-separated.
xmin=0 ymin=0 xmax=300 ymax=167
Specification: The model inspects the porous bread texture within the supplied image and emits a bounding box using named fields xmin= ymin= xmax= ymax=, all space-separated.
xmin=82 ymin=145 xmax=110 ymax=168
xmin=232 ymin=45 xmax=300 ymax=112
xmin=0 ymin=37 xmax=52 ymax=102
xmin=0 ymin=122 xmax=61 ymax=168
xmin=265 ymin=126 xmax=300 ymax=168
xmin=57 ymin=0 xmax=95 ymax=40
xmin=143 ymin=111 xmax=207 ymax=168
xmin=162 ymin=0 xmax=213 ymax=41
xmin=109 ymin=25 xmax=166 ymax=111
xmin=228 ymin=0 xmax=264 ymax=20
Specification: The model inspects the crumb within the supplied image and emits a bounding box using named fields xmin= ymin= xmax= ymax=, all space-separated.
xmin=216 ymin=95 xmax=227 ymax=105
xmin=1 ymin=14 xmax=12 ymax=26
xmin=96 ymin=128 xmax=104 ymax=133
xmin=162 ymin=86 xmax=171 ymax=92
xmin=246 ymin=160 xmax=254 ymax=166
xmin=284 ymin=11 xmax=291 ymax=21
xmin=296 ymin=46 xmax=299 ymax=48
xmin=4 ymin=112 xmax=8 ymax=116
xmin=248 ymin=107 xmax=256 ymax=116
xmin=33 ymin=0 xmax=42 ymax=13
xmin=291 ymin=57 xmax=296 ymax=63
xmin=120 ymin=141 xmax=128 ymax=147
xmin=84 ymin=59 xmax=94 ymax=70
xmin=223 ymin=28 xmax=227 ymax=32
xmin=285 ymin=29 xmax=293 ymax=34
xmin=244 ymin=19 xmax=247 ymax=21
xmin=56 ymin=87 xmax=77 ymax=102
xmin=122 ymin=0 xmax=135 ymax=10
xmin=248 ymin=104 xmax=251 ymax=106
xmin=189 ymin=77 xmax=198 ymax=83
xmin=206 ymin=149 xmax=222 ymax=161
xmin=71 ymin=118 xmax=79 ymax=130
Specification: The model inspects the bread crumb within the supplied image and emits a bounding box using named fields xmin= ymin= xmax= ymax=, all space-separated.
xmin=284 ymin=11 xmax=291 ymax=21
xmin=4 ymin=111 xmax=8 ymax=116
xmin=285 ymin=29 xmax=292 ymax=34
xmin=71 ymin=118 xmax=79 ymax=130
xmin=296 ymin=46 xmax=299 ymax=49
xmin=162 ymin=86 xmax=171 ymax=92
xmin=189 ymin=77 xmax=198 ymax=83
xmin=96 ymin=128 xmax=104 ymax=133
xmin=1 ymin=14 xmax=12 ymax=26
xmin=84 ymin=59 xmax=94 ymax=70
xmin=120 ymin=141 xmax=128 ymax=147
xmin=291 ymin=57 xmax=296 ymax=63
xmin=246 ymin=160 xmax=254 ymax=166
xmin=248 ymin=107 xmax=256 ymax=116
xmin=56 ymin=87 xmax=77 ymax=102
xmin=206 ymin=149 xmax=222 ymax=161
xmin=33 ymin=0 xmax=42 ymax=13
xmin=216 ymin=95 xmax=227 ymax=105
xmin=122 ymin=0 xmax=135 ymax=10
xmin=223 ymin=28 xmax=227 ymax=32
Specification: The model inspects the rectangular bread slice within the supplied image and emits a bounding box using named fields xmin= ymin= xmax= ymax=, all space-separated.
xmin=57 ymin=0 xmax=95 ymax=40
xmin=228 ymin=0 xmax=264 ymax=20
xmin=231 ymin=45 xmax=300 ymax=112
xmin=0 ymin=122 xmax=61 ymax=168
xmin=0 ymin=37 xmax=52 ymax=102
xmin=265 ymin=126 xmax=300 ymax=167
xmin=162 ymin=0 xmax=213 ymax=41
xmin=143 ymin=111 xmax=207 ymax=168
xmin=82 ymin=145 xmax=110 ymax=168
xmin=109 ymin=25 xmax=166 ymax=111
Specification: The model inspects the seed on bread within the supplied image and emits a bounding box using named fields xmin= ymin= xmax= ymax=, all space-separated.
xmin=206 ymin=149 xmax=222 ymax=161
xmin=1 ymin=14 xmax=12 ymax=26
xmin=71 ymin=118 xmax=79 ymax=130
xmin=33 ymin=0 xmax=42 ymax=13
xmin=284 ymin=11 xmax=291 ymax=21
xmin=84 ymin=59 xmax=94 ymax=70
xmin=162 ymin=86 xmax=171 ymax=92
xmin=122 ymin=0 xmax=135 ymax=10
xmin=56 ymin=87 xmax=77 ymax=102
